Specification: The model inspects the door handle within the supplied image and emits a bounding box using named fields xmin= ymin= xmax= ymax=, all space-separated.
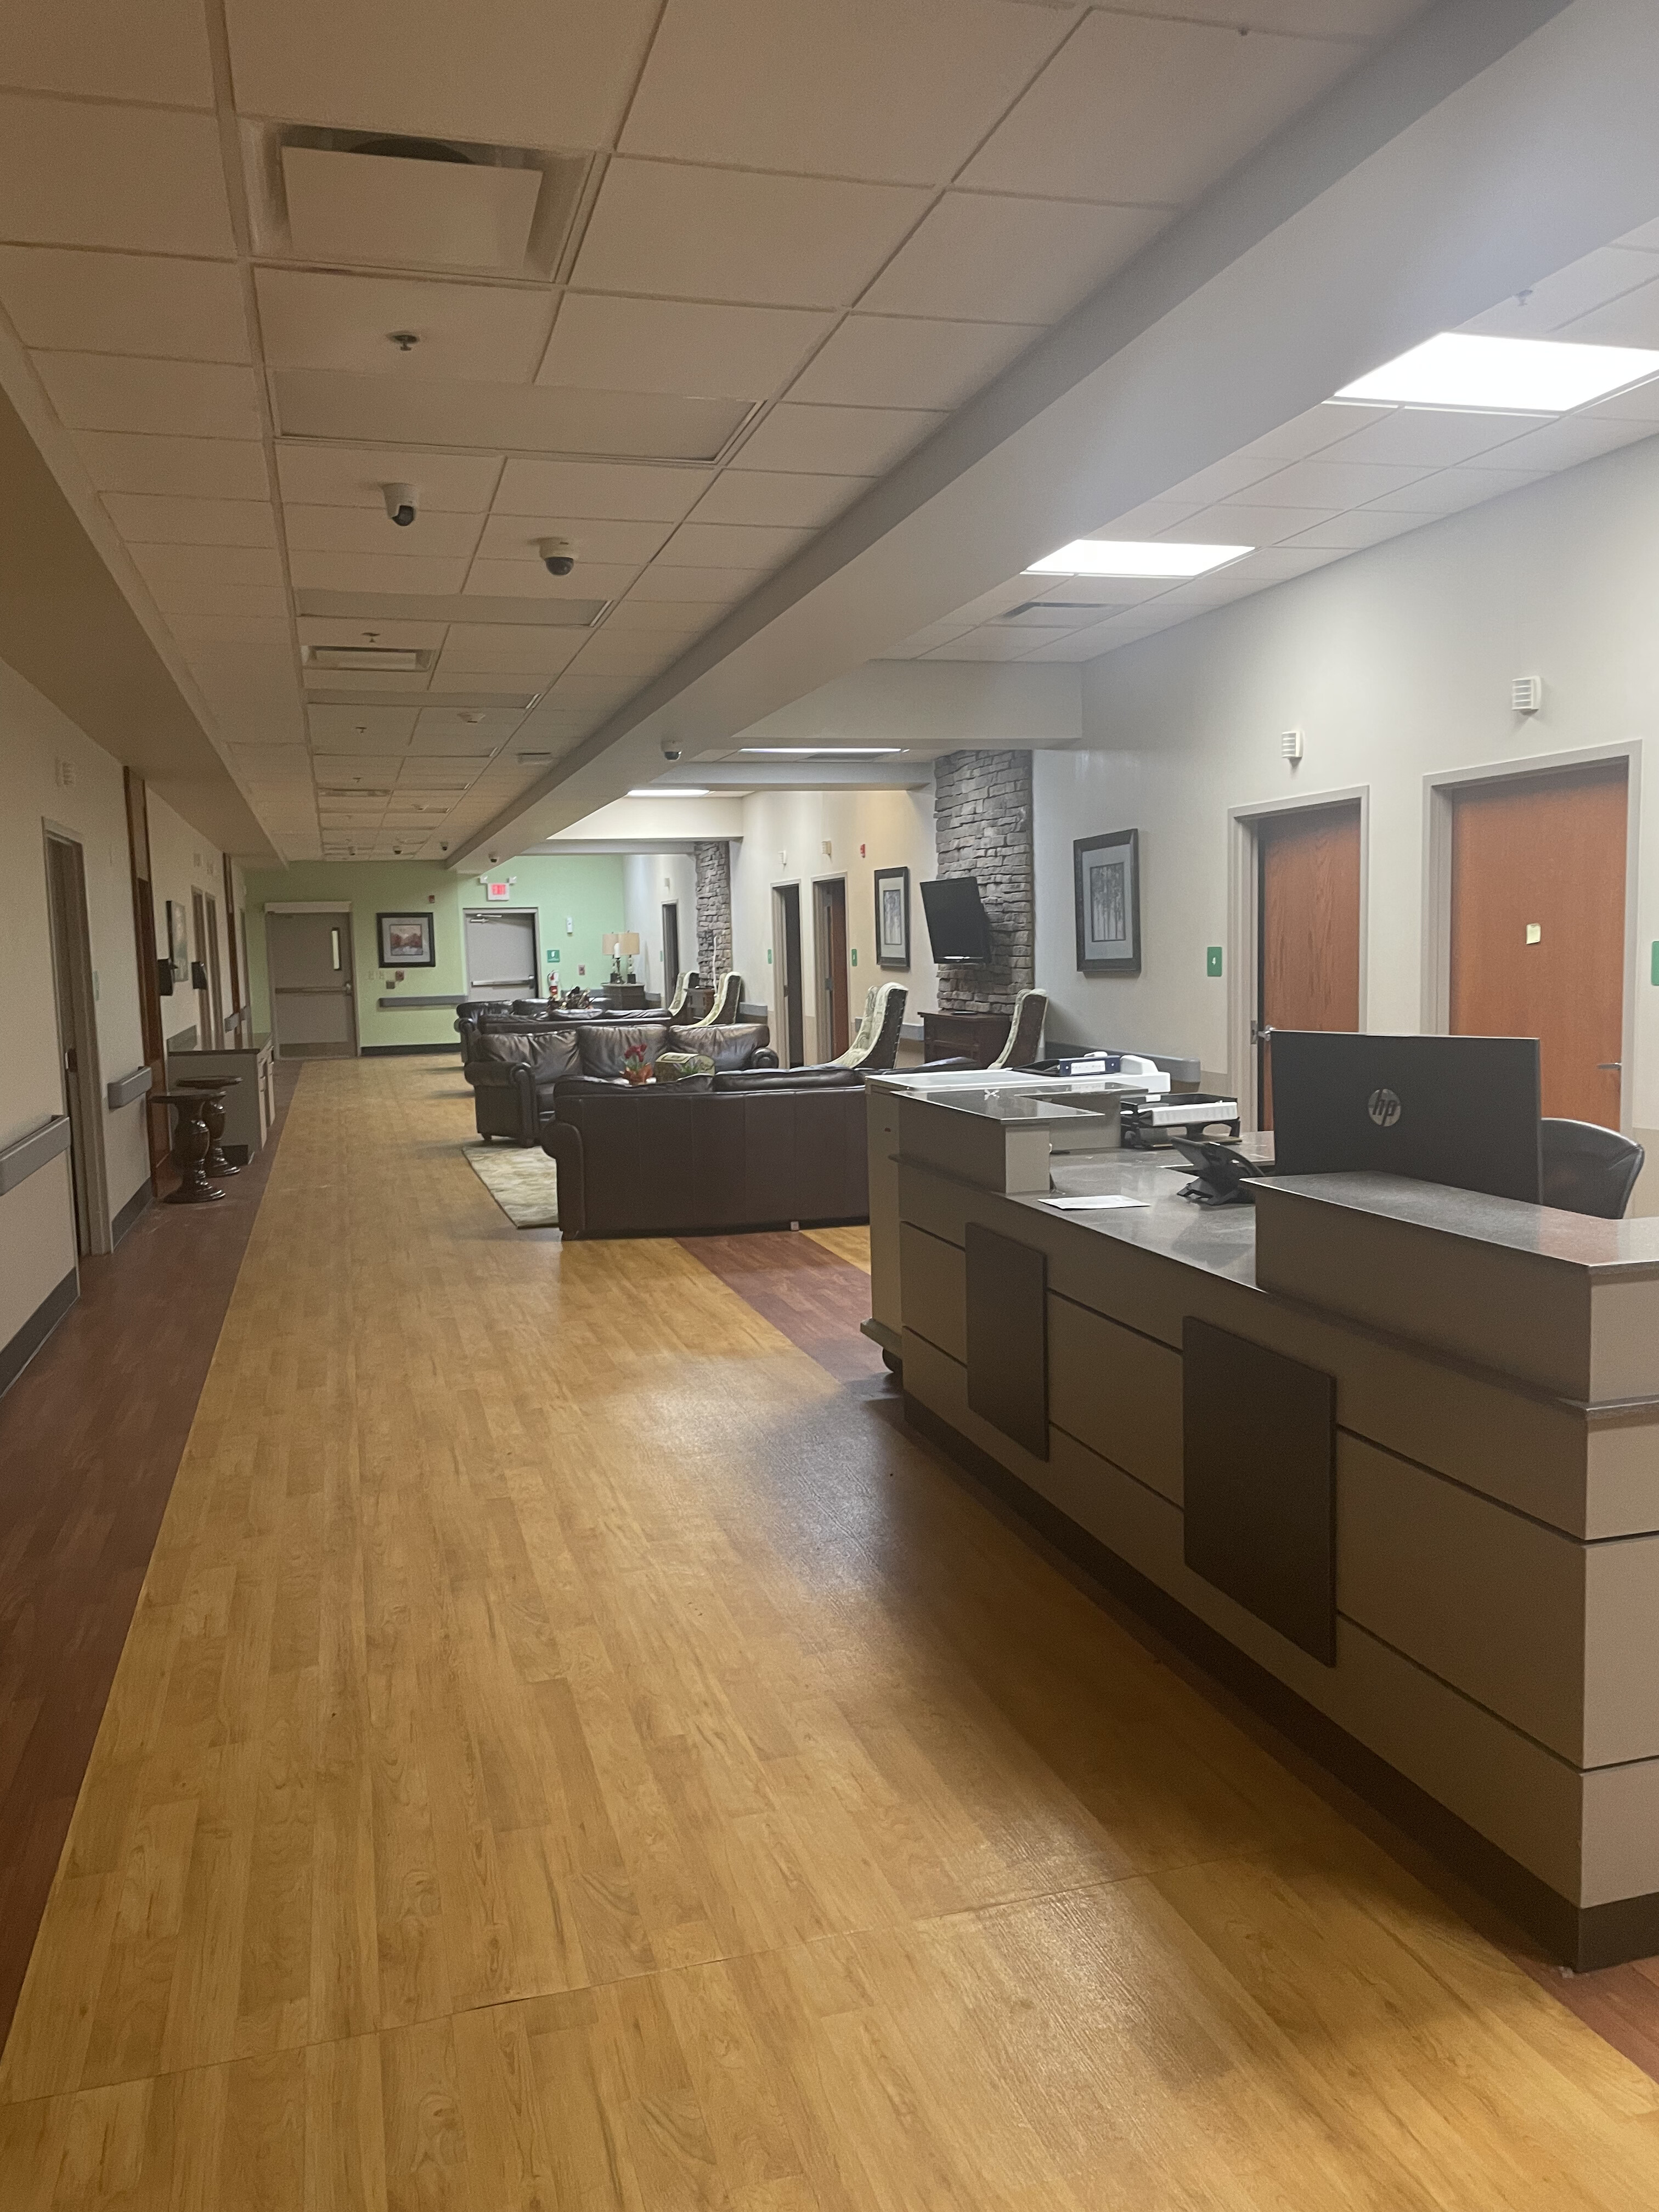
xmin=1251 ymin=1021 xmax=1274 ymax=1046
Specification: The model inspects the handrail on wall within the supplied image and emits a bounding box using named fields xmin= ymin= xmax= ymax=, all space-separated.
xmin=106 ymin=1065 xmax=153 ymax=1110
xmin=0 ymin=1115 xmax=72 ymax=1197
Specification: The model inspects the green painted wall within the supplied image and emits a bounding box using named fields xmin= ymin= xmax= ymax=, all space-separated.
xmin=243 ymin=856 xmax=627 ymax=1049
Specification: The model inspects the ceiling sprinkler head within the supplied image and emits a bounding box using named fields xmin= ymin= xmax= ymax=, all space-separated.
xmin=389 ymin=330 xmax=419 ymax=353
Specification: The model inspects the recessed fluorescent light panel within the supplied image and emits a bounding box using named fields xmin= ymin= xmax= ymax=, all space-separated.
xmin=626 ymin=786 xmax=711 ymax=798
xmin=1333 ymin=332 xmax=1659 ymax=414
xmin=1025 ymin=541 xmax=1251 ymax=578
xmin=740 ymin=747 xmax=905 ymax=758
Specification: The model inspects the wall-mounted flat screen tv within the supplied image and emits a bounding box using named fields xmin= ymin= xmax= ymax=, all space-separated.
xmin=920 ymin=877 xmax=993 ymax=963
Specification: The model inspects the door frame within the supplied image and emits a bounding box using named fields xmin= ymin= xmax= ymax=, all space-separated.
xmin=1421 ymin=741 xmax=1641 ymax=1131
xmin=461 ymin=906 xmax=541 ymax=994
xmin=771 ymin=881 xmax=803 ymax=1066
xmin=811 ymin=872 xmax=850 ymax=1062
xmin=264 ymin=904 xmax=359 ymax=1058
xmin=42 ymin=820 xmax=112 ymax=1254
xmin=1227 ymin=786 xmax=1370 ymax=1134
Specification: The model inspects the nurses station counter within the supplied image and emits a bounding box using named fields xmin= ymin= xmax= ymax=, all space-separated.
xmin=864 ymin=1069 xmax=1659 ymax=1968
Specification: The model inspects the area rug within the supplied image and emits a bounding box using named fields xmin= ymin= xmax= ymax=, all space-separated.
xmin=462 ymin=1141 xmax=559 ymax=1228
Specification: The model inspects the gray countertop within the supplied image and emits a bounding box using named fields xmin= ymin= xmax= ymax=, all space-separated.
xmin=1261 ymin=1172 xmax=1659 ymax=1278
xmin=1007 ymin=1150 xmax=1263 ymax=1285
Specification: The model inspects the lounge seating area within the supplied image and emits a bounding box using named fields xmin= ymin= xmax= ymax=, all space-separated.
xmin=464 ymin=1017 xmax=778 ymax=1144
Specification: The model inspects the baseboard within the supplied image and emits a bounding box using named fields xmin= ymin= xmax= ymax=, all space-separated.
xmin=110 ymin=1181 xmax=151 ymax=1247
xmin=901 ymin=1393 xmax=1659 ymax=1972
xmin=0 ymin=1268 xmax=78 ymax=1400
xmin=361 ymin=1043 xmax=455 ymax=1057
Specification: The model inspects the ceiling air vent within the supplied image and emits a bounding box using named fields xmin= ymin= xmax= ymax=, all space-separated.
xmin=997 ymin=599 xmax=1105 ymax=624
xmin=307 ymin=645 xmax=433 ymax=672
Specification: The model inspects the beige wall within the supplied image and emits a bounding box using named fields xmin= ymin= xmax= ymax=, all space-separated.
xmin=146 ymin=790 xmax=228 ymax=1050
xmin=0 ymin=654 xmax=150 ymax=1353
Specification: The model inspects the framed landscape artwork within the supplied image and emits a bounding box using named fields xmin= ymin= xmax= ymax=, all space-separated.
xmin=874 ymin=866 xmax=911 ymax=969
xmin=1074 ymin=829 xmax=1141 ymax=975
xmin=376 ymin=911 xmax=436 ymax=968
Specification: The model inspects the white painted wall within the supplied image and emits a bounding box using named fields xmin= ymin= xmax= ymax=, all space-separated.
xmin=1033 ymin=430 xmax=1659 ymax=1145
xmin=0 ymin=655 xmax=150 ymax=1355
xmin=145 ymin=790 xmax=228 ymax=1050
xmin=620 ymin=850 xmax=699 ymax=998
xmin=732 ymin=787 xmax=936 ymax=1064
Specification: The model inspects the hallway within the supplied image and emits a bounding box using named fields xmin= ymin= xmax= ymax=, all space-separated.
xmin=3 ymin=1059 xmax=1658 ymax=2208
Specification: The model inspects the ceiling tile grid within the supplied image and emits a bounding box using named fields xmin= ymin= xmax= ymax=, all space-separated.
xmin=0 ymin=0 xmax=1479 ymax=855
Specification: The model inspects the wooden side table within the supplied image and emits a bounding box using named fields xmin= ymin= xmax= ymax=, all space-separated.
xmin=174 ymin=1076 xmax=242 ymax=1177
xmin=154 ymin=1091 xmax=225 ymax=1204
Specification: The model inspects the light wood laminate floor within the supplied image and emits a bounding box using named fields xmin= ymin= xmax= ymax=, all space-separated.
xmin=4 ymin=1058 xmax=1659 ymax=2209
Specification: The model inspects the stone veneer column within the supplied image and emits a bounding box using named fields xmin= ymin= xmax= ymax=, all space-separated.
xmin=693 ymin=840 xmax=733 ymax=980
xmin=931 ymin=749 xmax=1034 ymax=1015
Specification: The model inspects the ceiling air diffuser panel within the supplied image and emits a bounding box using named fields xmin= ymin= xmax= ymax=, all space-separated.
xmin=281 ymin=144 xmax=543 ymax=272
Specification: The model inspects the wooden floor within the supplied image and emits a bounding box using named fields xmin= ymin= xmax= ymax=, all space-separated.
xmin=0 ymin=1065 xmax=299 ymax=2054
xmin=6 ymin=1057 xmax=1659 ymax=2207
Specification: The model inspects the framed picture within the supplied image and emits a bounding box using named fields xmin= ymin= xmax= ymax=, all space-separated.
xmin=874 ymin=866 xmax=911 ymax=969
xmin=376 ymin=911 xmax=436 ymax=968
xmin=1074 ymin=829 xmax=1141 ymax=976
xmin=166 ymin=898 xmax=189 ymax=984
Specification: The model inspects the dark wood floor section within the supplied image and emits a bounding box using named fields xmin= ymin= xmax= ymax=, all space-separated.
xmin=0 ymin=1063 xmax=298 ymax=2048
xmin=679 ymin=1228 xmax=889 ymax=1383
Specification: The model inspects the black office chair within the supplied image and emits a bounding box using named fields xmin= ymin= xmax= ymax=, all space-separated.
xmin=1541 ymin=1118 xmax=1645 ymax=1219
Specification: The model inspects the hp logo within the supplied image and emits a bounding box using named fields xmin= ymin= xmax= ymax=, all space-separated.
xmin=1367 ymin=1086 xmax=1402 ymax=1129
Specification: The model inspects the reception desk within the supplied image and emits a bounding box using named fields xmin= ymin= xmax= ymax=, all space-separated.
xmin=868 ymin=1073 xmax=1659 ymax=1967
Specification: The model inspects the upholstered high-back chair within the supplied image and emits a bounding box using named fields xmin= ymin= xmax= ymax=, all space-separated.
xmin=664 ymin=970 xmax=698 ymax=1019
xmin=686 ymin=972 xmax=742 ymax=1027
xmin=989 ymin=989 xmax=1047 ymax=1070
xmin=836 ymin=982 xmax=907 ymax=1071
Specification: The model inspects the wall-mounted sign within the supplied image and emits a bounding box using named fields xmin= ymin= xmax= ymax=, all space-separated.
xmin=486 ymin=880 xmax=512 ymax=902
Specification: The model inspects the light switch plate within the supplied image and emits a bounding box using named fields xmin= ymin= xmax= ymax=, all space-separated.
xmin=1206 ymin=945 xmax=1223 ymax=977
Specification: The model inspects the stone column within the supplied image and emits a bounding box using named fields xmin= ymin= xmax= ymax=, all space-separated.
xmin=931 ymin=750 xmax=1034 ymax=1015
xmin=693 ymin=840 xmax=733 ymax=980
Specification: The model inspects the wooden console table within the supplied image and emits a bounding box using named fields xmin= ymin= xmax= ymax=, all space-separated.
xmin=921 ymin=1009 xmax=1012 ymax=1067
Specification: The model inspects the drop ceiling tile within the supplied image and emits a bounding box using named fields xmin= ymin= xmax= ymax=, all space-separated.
xmin=463 ymin=558 xmax=642 ymax=600
xmin=1019 ymin=629 xmax=1134 ymax=663
xmin=687 ymin=470 xmax=870 ymax=529
xmin=284 ymin=504 xmax=484 ymax=558
xmin=398 ymin=754 xmax=492 ymax=782
xmin=628 ymin=564 xmax=766 ymax=602
xmin=297 ymin=616 xmax=448 ymax=648
xmin=538 ymin=294 xmax=831 ymax=400
xmin=878 ymin=619 xmax=974 ymax=658
xmin=147 ymin=581 xmax=289 ymax=619
xmin=416 ymin=705 xmax=523 ymax=741
xmin=568 ymin=632 xmax=682 ymax=677
xmin=256 ymin=268 xmax=556 ymax=383
xmin=276 ymin=444 xmax=504 ymax=511
xmin=225 ymin=0 xmax=658 ymax=145
xmin=620 ymin=0 xmax=1066 ymax=185
xmin=1033 ymin=577 xmax=1172 ymax=607
xmin=474 ymin=514 xmax=672 ymax=565
xmin=130 ymin=543 xmax=285 ymax=593
xmin=308 ymin=707 xmax=419 ymax=747
xmin=2 ymin=1 xmax=215 ymax=106
xmin=573 ymin=160 xmax=929 ymax=310
xmin=1281 ymin=510 xmax=1440 ymax=550
xmin=33 ymin=354 xmax=262 ymax=439
xmin=1162 ymin=451 xmax=1284 ymax=506
xmin=963 ymin=12 xmax=1356 ymax=207
xmin=923 ymin=628 xmax=1038 ymax=661
xmin=1462 ymin=247 xmax=1659 ymax=338
xmin=493 ymin=458 xmax=712 ymax=522
xmin=183 ymin=641 xmax=306 ymax=744
xmin=0 ymin=96 xmax=235 ymax=257
xmin=273 ymin=368 xmax=746 ymax=462
xmin=170 ymin=612 xmax=292 ymax=645
xmin=786 ymin=313 xmax=1045 ymax=410
xmin=1589 ymin=376 xmax=1659 ymax=424
xmin=859 ymin=195 xmax=1167 ymax=325
xmin=732 ymin=402 xmax=944 ymax=476
xmin=1315 ymin=408 xmax=1544 ymax=467
xmin=1560 ymin=278 xmax=1659 ymax=348
xmin=1233 ymin=403 xmax=1391 ymax=466
xmin=1165 ymin=502 xmax=1340 ymax=545
xmin=603 ymin=599 xmax=717 ymax=633
xmin=1243 ymin=458 xmax=1436 ymax=507
xmin=543 ymin=672 xmax=635 ymax=701
xmin=103 ymin=495 xmax=278 ymax=549
xmin=1363 ymin=465 xmax=1548 ymax=514
xmin=659 ymin=521 xmax=810 ymax=568
xmin=1097 ymin=497 xmax=1206 ymax=535
xmin=1463 ymin=414 xmax=1656 ymax=472
xmin=1126 ymin=0 xmax=1426 ymax=26
xmin=0 ymin=247 xmax=248 ymax=364
xmin=437 ymin=625 xmax=586 ymax=673
xmin=289 ymin=549 xmax=471 ymax=596
xmin=304 ymin=666 xmax=432 ymax=692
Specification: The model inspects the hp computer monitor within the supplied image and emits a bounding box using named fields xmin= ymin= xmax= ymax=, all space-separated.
xmin=1269 ymin=1031 xmax=1542 ymax=1204
xmin=919 ymin=877 xmax=993 ymax=964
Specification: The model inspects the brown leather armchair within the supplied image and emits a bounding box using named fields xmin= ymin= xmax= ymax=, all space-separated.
xmin=464 ymin=1026 xmax=582 ymax=1142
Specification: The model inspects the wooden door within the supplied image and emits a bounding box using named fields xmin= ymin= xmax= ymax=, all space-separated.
xmin=661 ymin=901 xmax=680 ymax=994
xmin=772 ymin=885 xmax=804 ymax=1066
xmin=1257 ymin=800 xmax=1362 ymax=1127
xmin=204 ymin=897 xmax=224 ymax=1043
xmin=1449 ymin=761 xmax=1626 ymax=1126
xmin=123 ymin=770 xmax=170 ymax=1187
xmin=813 ymin=878 xmax=850 ymax=1058
xmin=190 ymin=887 xmax=210 ymax=1048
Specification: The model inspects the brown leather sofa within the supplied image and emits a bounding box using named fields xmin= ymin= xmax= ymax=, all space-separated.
xmin=464 ymin=1021 xmax=776 ymax=1140
xmin=543 ymin=1081 xmax=867 ymax=1237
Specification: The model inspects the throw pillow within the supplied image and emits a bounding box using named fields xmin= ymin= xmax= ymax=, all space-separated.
xmin=656 ymin=1051 xmax=715 ymax=1085
xmin=667 ymin=1022 xmax=768 ymax=1069
xmin=577 ymin=1023 xmax=667 ymax=1079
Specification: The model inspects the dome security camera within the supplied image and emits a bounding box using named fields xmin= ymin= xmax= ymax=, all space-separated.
xmin=661 ymin=736 xmax=683 ymax=761
xmin=382 ymin=482 xmax=418 ymax=527
xmin=538 ymin=535 xmax=575 ymax=577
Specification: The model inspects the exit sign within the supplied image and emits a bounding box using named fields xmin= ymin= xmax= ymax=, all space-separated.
xmin=486 ymin=880 xmax=511 ymax=901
